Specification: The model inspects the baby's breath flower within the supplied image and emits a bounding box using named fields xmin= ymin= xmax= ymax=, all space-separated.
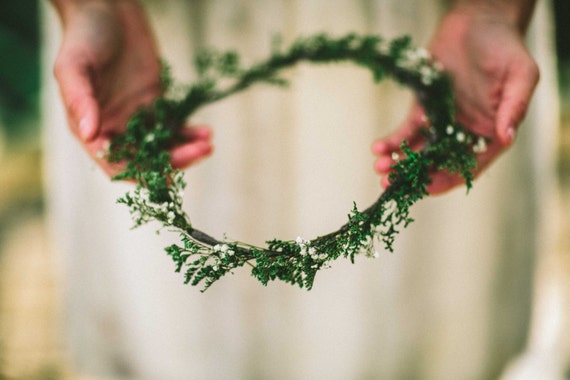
xmin=473 ymin=137 xmax=488 ymax=153
xmin=456 ymin=131 xmax=466 ymax=143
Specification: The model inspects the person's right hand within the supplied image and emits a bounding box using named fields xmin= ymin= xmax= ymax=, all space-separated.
xmin=52 ymin=0 xmax=212 ymax=177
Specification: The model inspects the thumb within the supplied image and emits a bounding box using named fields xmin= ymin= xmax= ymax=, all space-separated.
xmin=495 ymin=59 xmax=539 ymax=146
xmin=54 ymin=61 xmax=100 ymax=142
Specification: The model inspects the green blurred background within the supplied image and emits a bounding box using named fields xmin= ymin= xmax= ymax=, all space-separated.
xmin=0 ymin=1 xmax=40 ymax=143
xmin=0 ymin=1 xmax=569 ymax=379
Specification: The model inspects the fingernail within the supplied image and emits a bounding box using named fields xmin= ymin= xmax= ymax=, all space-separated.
xmin=79 ymin=117 xmax=91 ymax=141
xmin=506 ymin=126 xmax=516 ymax=145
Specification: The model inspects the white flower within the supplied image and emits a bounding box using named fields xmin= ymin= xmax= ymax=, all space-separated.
xmin=446 ymin=125 xmax=454 ymax=135
xmin=144 ymin=133 xmax=155 ymax=143
xmin=456 ymin=132 xmax=466 ymax=143
xmin=419 ymin=66 xmax=434 ymax=85
xmin=416 ymin=48 xmax=430 ymax=60
xmin=391 ymin=152 xmax=400 ymax=161
xmin=139 ymin=189 xmax=150 ymax=201
xmin=167 ymin=211 xmax=176 ymax=224
xmin=473 ymin=137 xmax=488 ymax=153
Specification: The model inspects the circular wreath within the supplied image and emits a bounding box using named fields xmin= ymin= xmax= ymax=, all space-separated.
xmin=107 ymin=33 xmax=486 ymax=291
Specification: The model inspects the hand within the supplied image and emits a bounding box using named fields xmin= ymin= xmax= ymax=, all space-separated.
xmin=52 ymin=0 xmax=212 ymax=177
xmin=372 ymin=2 xmax=539 ymax=194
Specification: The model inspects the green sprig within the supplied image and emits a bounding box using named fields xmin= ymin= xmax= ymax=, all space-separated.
xmin=107 ymin=33 xmax=484 ymax=291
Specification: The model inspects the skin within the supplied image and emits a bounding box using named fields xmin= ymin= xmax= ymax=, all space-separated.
xmin=50 ymin=0 xmax=213 ymax=177
xmin=372 ymin=0 xmax=539 ymax=194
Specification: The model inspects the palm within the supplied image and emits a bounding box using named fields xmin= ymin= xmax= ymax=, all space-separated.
xmin=54 ymin=1 xmax=212 ymax=177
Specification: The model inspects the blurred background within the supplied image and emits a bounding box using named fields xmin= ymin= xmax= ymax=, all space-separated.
xmin=0 ymin=1 xmax=569 ymax=379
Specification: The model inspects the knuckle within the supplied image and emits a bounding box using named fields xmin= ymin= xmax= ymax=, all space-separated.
xmin=53 ymin=57 xmax=67 ymax=81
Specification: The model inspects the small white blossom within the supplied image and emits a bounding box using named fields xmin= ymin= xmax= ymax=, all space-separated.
xmin=139 ymin=189 xmax=150 ymax=201
xmin=416 ymin=48 xmax=430 ymax=60
xmin=446 ymin=125 xmax=454 ymax=135
xmin=167 ymin=211 xmax=175 ymax=224
xmin=144 ymin=133 xmax=155 ymax=143
xmin=132 ymin=211 xmax=142 ymax=221
xmin=419 ymin=66 xmax=435 ymax=85
xmin=456 ymin=131 xmax=466 ymax=143
xmin=473 ymin=137 xmax=488 ymax=153
xmin=391 ymin=152 xmax=400 ymax=161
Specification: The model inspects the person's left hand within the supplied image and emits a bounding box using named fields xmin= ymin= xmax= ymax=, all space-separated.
xmin=372 ymin=4 xmax=539 ymax=194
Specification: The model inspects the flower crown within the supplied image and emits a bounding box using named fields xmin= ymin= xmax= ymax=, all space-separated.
xmin=107 ymin=33 xmax=485 ymax=291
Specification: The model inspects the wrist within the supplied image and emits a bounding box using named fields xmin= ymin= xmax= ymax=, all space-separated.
xmin=451 ymin=0 xmax=536 ymax=34
xmin=50 ymin=0 xmax=135 ymax=26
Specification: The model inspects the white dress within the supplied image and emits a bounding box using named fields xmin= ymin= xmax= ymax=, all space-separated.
xmin=42 ymin=1 xmax=563 ymax=379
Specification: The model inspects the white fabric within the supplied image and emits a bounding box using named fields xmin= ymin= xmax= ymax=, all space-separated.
xmin=42 ymin=1 xmax=561 ymax=379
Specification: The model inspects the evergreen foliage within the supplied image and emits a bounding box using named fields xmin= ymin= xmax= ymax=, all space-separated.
xmin=108 ymin=33 xmax=483 ymax=291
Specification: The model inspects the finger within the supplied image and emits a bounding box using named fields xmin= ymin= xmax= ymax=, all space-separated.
xmin=170 ymin=140 xmax=213 ymax=169
xmin=374 ymin=136 xmax=424 ymax=172
xmin=495 ymin=58 xmax=539 ymax=146
xmin=84 ymin=136 xmax=128 ymax=178
xmin=374 ymin=156 xmax=395 ymax=174
xmin=381 ymin=175 xmax=390 ymax=190
xmin=54 ymin=59 xmax=101 ymax=142
xmin=178 ymin=124 xmax=212 ymax=141
xmin=372 ymin=103 xmax=427 ymax=155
